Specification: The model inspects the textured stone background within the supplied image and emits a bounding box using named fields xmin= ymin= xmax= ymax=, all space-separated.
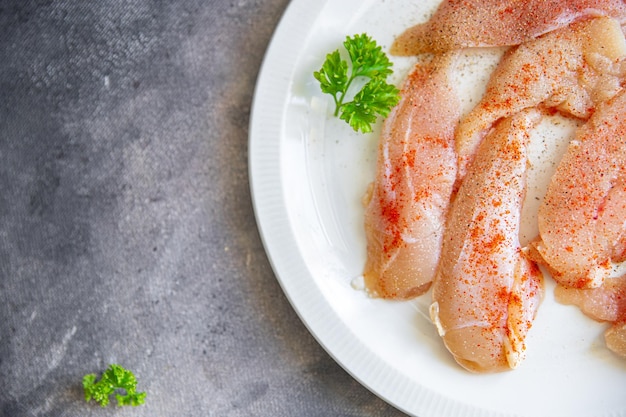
xmin=0 ymin=1 xmax=408 ymax=416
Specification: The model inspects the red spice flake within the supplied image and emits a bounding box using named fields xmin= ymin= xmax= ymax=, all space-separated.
xmin=414 ymin=188 xmax=432 ymax=203
xmin=485 ymin=232 xmax=506 ymax=253
xmin=405 ymin=149 xmax=416 ymax=168
xmin=380 ymin=197 xmax=403 ymax=255
xmin=383 ymin=231 xmax=403 ymax=256
xmin=380 ymin=199 xmax=400 ymax=225
xmin=499 ymin=6 xmax=514 ymax=15
xmin=469 ymin=223 xmax=484 ymax=242
xmin=509 ymin=292 xmax=522 ymax=308
xmin=572 ymin=277 xmax=590 ymax=289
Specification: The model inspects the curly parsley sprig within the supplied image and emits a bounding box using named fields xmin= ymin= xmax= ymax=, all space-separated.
xmin=83 ymin=364 xmax=146 ymax=407
xmin=314 ymin=33 xmax=400 ymax=133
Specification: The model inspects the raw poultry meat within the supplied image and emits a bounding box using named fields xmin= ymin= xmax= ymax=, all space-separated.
xmin=430 ymin=110 xmax=544 ymax=372
xmin=456 ymin=16 xmax=626 ymax=178
xmin=391 ymin=0 xmax=626 ymax=56
xmin=533 ymin=89 xmax=626 ymax=289
xmin=362 ymin=53 xmax=459 ymax=299
xmin=556 ymin=275 xmax=626 ymax=357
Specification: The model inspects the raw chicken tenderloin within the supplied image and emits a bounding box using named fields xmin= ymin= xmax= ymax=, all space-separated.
xmin=391 ymin=0 xmax=626 ymax=56
xmin=534 ymin=90 xmax=626 ymax=289
xmin=430 ymin=110 xmax=544 ymax=373
xmin=606 ymin=322 xmax=626 ymax=358
xmin=362 ymin=54 xmax=459 ymax=299
xmin=555 ymin=276 xmax=626 ymax=357
xmin=555 ymin=275 xmax=626 ymax=323
xmin=596 ymin=168 xmax=626 ymax=263
xmin=456 ymin=16 xmax=626 ymax=178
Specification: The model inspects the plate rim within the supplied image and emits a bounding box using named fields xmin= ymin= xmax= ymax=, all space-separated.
xmin=247 ymin=1 xmax=474 ymax=416
xmin=247 ymin=1 xmax=626 ymax=417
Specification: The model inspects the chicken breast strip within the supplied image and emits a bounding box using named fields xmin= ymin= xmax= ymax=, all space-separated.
xmin=456 ymin=16 xmax=626 ymax=178
xmin=431 ymin=109 xmax=544 ymax=372
xmin=555 ymin=275 xmax=626 ymax=358
xmin=533 ymin=89 xmax=626 ymax=289
xmin=362 ymin=53 xmax=459 ymax=299
xmin=391 ymin=0 xmax=626 ymax=56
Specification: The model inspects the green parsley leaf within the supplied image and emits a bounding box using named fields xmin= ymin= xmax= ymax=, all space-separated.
xmin=313 ymin=50 xmax=348 ymax=109
xmin=83 ymin=364 xmax=146 ymax=407
xmin=343 ymin=33 xmax=393 ymax=80
xmin=340 ymin=78 xmax=400 ymax=133
xmin=314 ymin=33 xmax=400 ymax=133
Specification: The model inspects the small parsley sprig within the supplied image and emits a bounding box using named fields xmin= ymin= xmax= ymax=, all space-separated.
xmin=314 ymin=33 xmax=400 ymax=133
xmin=83 ymin=364 xmax=146 ymax=407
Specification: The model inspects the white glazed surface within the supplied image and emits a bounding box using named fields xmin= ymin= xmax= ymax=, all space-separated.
xmin=249 ymin=1 xmax=626 ymax=416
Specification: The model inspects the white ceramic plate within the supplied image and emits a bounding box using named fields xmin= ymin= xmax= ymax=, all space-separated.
xmin=249 ymin=1 xmax=626 ymax=416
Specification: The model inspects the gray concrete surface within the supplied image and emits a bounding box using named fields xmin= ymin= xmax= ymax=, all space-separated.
xmin=0 ymin=1 xmax=408 ymax=416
